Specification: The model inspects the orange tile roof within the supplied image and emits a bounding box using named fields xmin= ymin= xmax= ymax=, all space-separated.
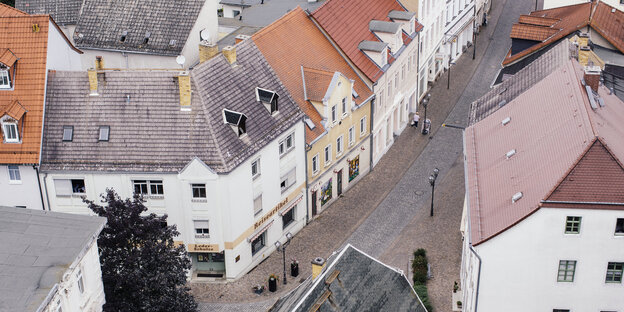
xmin=0 ymin=14 xmax=50 ymax=164
xmin=0 ymin=48 xmax=18 ymax=66
xmin=303 ymin=67 xmax=334 ymax=102
xmin=253 ymin=7 xmax=373 ymax=144
xmin=509 ymin=23 xmax=559 ymax=41
xmin=517 ymin=14 xmax=559 ymax=27
xmin=1 ymin=100 xmax=28 ymax=120
xmin=312 ymin=0 xmax=420 ymax=82
xmin=589 ymin=1 xmax=624 ymax=55
xmin=0 ymin=3 xmax=27 ymax=17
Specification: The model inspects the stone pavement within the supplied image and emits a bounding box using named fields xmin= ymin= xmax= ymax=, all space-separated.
xmin=194 ymin=0 xmax=535 ymax=310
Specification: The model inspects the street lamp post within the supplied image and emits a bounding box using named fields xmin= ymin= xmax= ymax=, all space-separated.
xmin=421 ymin=93 xmax=431 ymax=135
xmin=429 ymin=168 xmax=439 ymax=217
xmin=274 ymin=232 xmax=293 ymax=285
xmin=473 ymin=25 xmax=477 ymax=60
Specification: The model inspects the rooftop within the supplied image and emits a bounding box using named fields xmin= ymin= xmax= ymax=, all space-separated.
xmin=225 ymin=0 xmax=326 ymax=27
xmin=15 ymin=0 xmax=80 ymax=24
xmin=0 ymin=206 xmax=106 ymax=312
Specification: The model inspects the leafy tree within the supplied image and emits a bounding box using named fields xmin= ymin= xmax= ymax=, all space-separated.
xmin=85 ymin=189 xmax=198 ymax=312
xmin=1 ymin=0 xmax=15 ymax=7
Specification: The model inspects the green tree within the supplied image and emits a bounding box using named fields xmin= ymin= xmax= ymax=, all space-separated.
xmin=1 ymin=0 xmax=15 ymax=7
xmin=85 ymin=189 xmax=197 ymax=312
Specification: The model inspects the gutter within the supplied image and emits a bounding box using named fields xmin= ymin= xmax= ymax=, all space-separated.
xmin=303 ymin=116 xmax=310 ymax=224
xmin=469 ymin=244 xmax=482 ymax=312
xmin=369 ymin=96 xmax=375 ymax=171
xmin=463 ymin=127 xmax=481 ymax=312
xmin=33 ymin=165 xmax=46 ymax=210
xmin=42 ymin=172 xmax=51 ymax=211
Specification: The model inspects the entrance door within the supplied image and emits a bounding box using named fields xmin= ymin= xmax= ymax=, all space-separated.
xmin=311 ymin=190 xmax=317 ymax=216
xmin=337 ymin=170 xmax=343 ymax=196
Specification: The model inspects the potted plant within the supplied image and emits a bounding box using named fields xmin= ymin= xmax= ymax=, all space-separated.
xmin=453 ymin=281 xmax=459 ymax=293
xmin=252 ymin=284 xmax=265 ymax=295
xmin=457 ymin=300 xmax=463 ymax=309
xmin=291 ymin=258 xmax=299 ymax=277
xmin=268 ymin=274 xmax=279 ymax=292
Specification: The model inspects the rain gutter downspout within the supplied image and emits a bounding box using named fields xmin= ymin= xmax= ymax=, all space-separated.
xmin=33 ymin=165 xmax=46 ymax=210
xmin=303 ymin=116 xmax=310 ymax=224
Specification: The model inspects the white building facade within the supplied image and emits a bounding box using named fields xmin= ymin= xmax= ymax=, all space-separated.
xmin=416 ymin=0 xmax=447 ymax=99
xmin=443 ymin=0 xmax=476 ymax=65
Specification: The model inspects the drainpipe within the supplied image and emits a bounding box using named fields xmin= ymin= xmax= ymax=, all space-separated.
xmin=33 ymin=165 xmax=46 ymax=210
xmin=303 ymin=117 xmax=310 ymax=224
xmin=369 ymin=96 xmax=375 ymax=172
xmin=469 ymin=244 xmax=482 ymax=312
xmin=41 ymin=171 xmax=51 ymax=211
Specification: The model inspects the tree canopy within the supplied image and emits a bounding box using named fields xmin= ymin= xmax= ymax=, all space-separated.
xmin=85 ymin=189 xmax=197 ymax=312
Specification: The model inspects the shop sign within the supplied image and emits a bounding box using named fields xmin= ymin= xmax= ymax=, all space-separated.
xmin=188 ymin=244 xmax=220 ymax=252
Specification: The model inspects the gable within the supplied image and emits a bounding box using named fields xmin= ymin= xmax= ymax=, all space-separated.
xmin=179 ymin=157 xmax=218 ymax=181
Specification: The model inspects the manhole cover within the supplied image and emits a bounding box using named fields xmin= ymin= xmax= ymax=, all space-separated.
xmin=415 ymin=190 xmax=424 ymax=196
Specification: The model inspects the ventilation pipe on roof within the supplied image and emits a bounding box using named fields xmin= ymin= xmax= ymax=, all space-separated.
xmin=584 ymin=66 xmax=601 ymax=93
xmin=512 ymin=192 xmax=523 ymax=203
xmin=177 ymin=73 xmax=192 ymax=111
xmin=199 ymin=41 xmax=219 ymax=63
xmin=88 ymin=69 xmax=98 ymax=96
xmin=222 ymin=46 xmax=237 ymax=65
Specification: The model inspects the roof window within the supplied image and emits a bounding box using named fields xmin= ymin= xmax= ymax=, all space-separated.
xmin=255 ymin=87 xmax=279 ymax=115
xmin=99 ymin=126 xmax=110 ymax=141
xmin=0 ymin=65 xmax=11 ymax=89
xmin=62 ymin=126 xmax=73 ymax=142
xmin=304 ymin=118 xmax=316 ymax=130
xmin=223 ymin=109 xmax=247 ymax=137
xmin=143 ymin=32 xmax=151 ymax=45
xmin=169 ymin=39 xmax=177 ymax=47
xmin=120 ymin=30 xmax=128 ymax=43
xmin=501 ymin=117 xmax=511 ymax=126
xmin=512 ymin=192 xmax=523 ymax=203
xmin=1 ymin=120 xmax=18 ymax=143
xmin=506 ymin=149 xmax=516 ymax=159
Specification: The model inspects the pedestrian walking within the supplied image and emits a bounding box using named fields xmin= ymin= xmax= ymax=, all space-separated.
xmin=412 ymin=112 xmax=420 ymax=127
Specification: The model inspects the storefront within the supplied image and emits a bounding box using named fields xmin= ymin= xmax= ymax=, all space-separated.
xmin=188 ymin=244 xmax=225 ymax=278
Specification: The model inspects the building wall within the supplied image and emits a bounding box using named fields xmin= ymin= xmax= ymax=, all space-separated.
xmin=443 ymin=0 xmax=475 ymax=64
xmin=221 ymin=4 xmax=245 ymax=18
xmin=0 ymin=165 xmax=43 ymax=209
xmin=47 ymin=22 xmax=82 ymax=71
xmin=462 ymin=207 xmax=624 ymax=312
xmin=306 ymin=74 xmax=372 ymax=218
xmin=417 ymin=0 xmax=446 ymax=96
xmin=43 ymin=238 xmax=105 ymax=312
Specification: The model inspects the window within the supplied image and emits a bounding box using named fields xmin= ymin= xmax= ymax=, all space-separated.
xmin=254 ymin=194 xmax=262 ymax=216
xmin=324 ymin=144 xmax=332 ymax=166
xmin=279 ymin=133 xmax=295 ymax=156
xmin=387 ymin=81 xmax=392 ymax=100
xmin=553 ymin=310 xmax=570 ymax=312
xmin=256 ymin=87 xmax=279 ymax=114
xmin=191 ymin=184 xmax=206 ymax=198
xmin=53 ymin=179 xmax=85 ymax=196
xmin=194 ymin=220 xmax=210 ymax=237
xmin=360 ymin=117 xmax=367 ymax=136
xmin=282 ymin=208 xmax=294 ymax=229
xmin=565 ymin=216 xmax=581 ymax=234
xmin=76 ymin=269 xmax=84 ymax=294
xmin=402 ymin=64 xmax=406 ymax=82
xmin=223 ymin=109 xmax=247 ymax=137
xmin=251 ymin=231 xmax=265 ymax=255
xmin=606 ymin=262 xmax=623 ymax=283
xmin=55 ymin=299 xmax=63 ymax=312
xmin=8 ymin=165 xmax=20 ymax=182
xmin=348 ymin=126 xmax=355 ymax=146
xmin=133 ymin=180 xmax=163 ymax=196
xmin=0 ymin=68 xmax=10 ymax=89
xmin=557 ymin=260 xmax=576 ymax=282
xmin=342 ymin=98 xmax=347 ymax=116
xmin=98 ymin=126 xmax=109 ymax=141
xmin=251 ymin=158 xmax=260 ymax=178
xmin=381 ymin=48 xmax=387 ymax=66
xmin=331 ymin=105 xmax=337 ymax=122
xmin=616 ymin=218 xmax=624 ymax=235
xmin=336 ymin=136 xmax=343 ymax=155
xmin=197 ymin=253 xmax=209 ymax=262
xmin=72 ymin=179 xmax=85 ymax=194
xmin=62 ymin=126 xmax=73 ymax=142
xmin=280 ymin=168 xmax=296 ymax=193
xmin=312 ymin=154 xmax=319 ymax=173
xmin=2 ymin=122 xmax=18 ymax=142
xmin=395 ymin=73 xmax=399 ymax=88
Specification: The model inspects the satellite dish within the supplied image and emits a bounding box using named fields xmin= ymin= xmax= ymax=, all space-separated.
xmin=200 ymin=29 xmax=211 ymax=42
xmin=176 ymin=55 xmax=186 ymax=66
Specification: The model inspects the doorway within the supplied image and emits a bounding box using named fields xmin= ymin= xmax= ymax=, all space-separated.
xmin=311 ymin=190 xmax=317 ymax=216
xmin=337 ymin=170 xmax=343 ymax=196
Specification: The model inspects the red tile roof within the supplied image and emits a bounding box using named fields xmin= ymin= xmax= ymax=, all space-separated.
xmin=465 ymin=60 xmax=624 ymax=246
xmin=312 ymin=0 xmax=421 ymax=82
xmin=303 ymin=67 xmax=334 ymax=102
xmin=0 ymin=3 xmax=27 ymax=17
xmin=589 ymin=1 xmax=624 ymax=55
xmin=0 ymin=13 xmax=50 ymax=164
xmin=509 ymin=23 xmax=559 ymax=41
xmin=253 ymin=7 xmax=373 ymax=144
xmin=517 ymin=14 xmax=559 ymax=27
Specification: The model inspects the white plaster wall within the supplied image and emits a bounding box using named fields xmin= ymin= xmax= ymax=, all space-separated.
xmin=221 ymin=4 xmax=243 ymax=18
xmin=443 ymin=0 xmax=475 ymax=63
xmin=46 ymin=22 xmax=82 ymax=71
xmin=0 ymin=165 xmax=43 ymax=210
xmin=417 ymin=0 xmax=446 ymax=90
xmin=471 ymin=207 xmax=624 ymax=312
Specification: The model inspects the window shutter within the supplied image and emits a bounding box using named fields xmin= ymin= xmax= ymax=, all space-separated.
xmin=54 ymin=179 xmax=72 ymax=196
xmin=194 ymin=220 xmax=209 ymax=229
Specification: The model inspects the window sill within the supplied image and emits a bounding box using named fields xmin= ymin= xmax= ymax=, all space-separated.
xmin=72 ymin=193 xmax=86 ymax=198
xmin=279 ymin=148 xmax=295 ymax=159
xmin=148 ymin=195 xmax=164 ymax=200
xmin=336 ymin=152 xmax=343 ymax=157
xmin=8 ymin=180 xmax=22 ymax=185
xmin=254 ymin=209 xmax=263 ymax=217
xmin=192 ymin=198 xmax=208 ymax=203
xmin=281 ymin=185 xmax=294 ymax=194
xmin=252 ymin=174 xmax=261 ymax=181
xmin=195 ymin=234 xmax=210 ymax=239
xmin=324 ymin=162 xmax=331 ymax=167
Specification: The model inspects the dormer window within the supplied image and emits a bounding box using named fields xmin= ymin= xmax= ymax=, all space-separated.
xmin=255 ymin=87 xmax=279 ymax=115
xmin=0 ymin=66 xmax=10 ymax=89
xmin=2 ymin=122 xmax=18 ymax=142
xmin=223 ymin=109 xmax=247 ymax=137
xmin=0 ymin=49 xmax=17 ymax=89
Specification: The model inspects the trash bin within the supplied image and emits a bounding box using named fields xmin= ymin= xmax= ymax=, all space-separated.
xmin=422 ymin=119 xmax=431 ymax=134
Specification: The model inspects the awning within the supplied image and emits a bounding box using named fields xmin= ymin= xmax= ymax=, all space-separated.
xmin=248 ymin=220 xmax=273 ymax=243
xmin=280 ymin=194 xmax=303 ymax=216
xmin=0 ymin=49 xmax=18 ymax=67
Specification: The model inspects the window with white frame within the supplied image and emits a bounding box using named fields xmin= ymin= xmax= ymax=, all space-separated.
xmin=76 ymin=269 xmax=85 ymax=294
xmin=62 ymin=126 xmax=73 ymax=142
xmin=381 ymin=48 xmax=387 ymax=66
xmin=0 ymin=67 xmax=10 ymax=89
xmin=7 ymin=165 xmax=20 ymax=183
xmin=360 ymin=117 xmax=367 ymax=136
xmin=348 ymin=126 xmax=355 ymax=146
xmin=557 ymin=260 xmax=576 ymax=282
xmin=394 ymin=73 xmax=399 ymax=88
xmin=312 ymin=154 xmax=319 ymax=173
xmin=133 ymin=180 xmax=164 ymax=196
xmin=194 ymin=220 xmax=210 ymax=237
xmin=54 ymin=179 xmax=85 ymax=196
xmin=324 ymin=144 xmax=332 ymax=166
xmin=191 ymin=184 xmax=206 ymax=199
xmin=279 ymin=133 xmax=295 ymax=156
xmin=251 ymin=158 xmax=261 ymax=179
xmin=342 ymin=97 xmax=347 ymax=116
xmin=331 ymin=105 xmax=337 ymax=122
xmin=565 ymin=216 xmax=581 ymax=234
xmin=254 ymin=194 xmax=263 ymax=216
xmin=280 ymin=168 xmax=296 ymax=193
xmin=2 ymin=122 xmax=18 ymax=143
xmin=387 ymin=81 xmax=392 ymax=100
xmin=336 ymin=135 xmax=343 ymax=155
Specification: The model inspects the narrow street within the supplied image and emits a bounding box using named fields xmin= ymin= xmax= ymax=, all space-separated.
xmin=196 ymin=0 xmax=536 ymax=310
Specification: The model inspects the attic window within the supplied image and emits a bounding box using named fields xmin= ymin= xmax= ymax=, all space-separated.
xmin=2 ymin=121 xmax=18 ymax=143
xmin=0 ymin=65 xmax=10 ymax=89
xmin=381 ymin=48 xmax=388 ymax=66
xmin=99 ymin=126 xmax=110 ymax=141
xmin=255 ymin=87 xmax=279 ymax=114
xmin=512 ymin=192 xmax=523 ymax=203
xmin=223 ymin=109 xmax=247 ymax=137
xmin=501 ymin=117 xmax=511 ymax=126
xmin=143 ymin=32 xmax=151 ymax=45
xmin=304 ymin=118 xmax=316 ymax=130
xmin=120 ymin=31 xmax=128 ymax=43
xmin=62 ymin=126 xmax=73 ymax=142
xmin=169 ymin=39 xmax=177 ymax=47
xmin=506 ymin=149 xmax=516 ymax=159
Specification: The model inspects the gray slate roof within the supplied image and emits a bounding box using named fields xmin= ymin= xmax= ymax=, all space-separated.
xmin=388 ymin=10 xmax=415 ymax=21
xmin=469 ymin=40 xmax=572 ymax=125
xmin=358 ymin=40 xmax=388 ymax=52
xmin=72 ymin=0 xmax=206 ymax=55
xmin=270 ymin=245 xmax=426 ymax=312
xmin=41 ymin=40 xmax=302 ymax=173
xmin=369 ymin=20 xmax=401 ymax=34
xmin=0 ymin=206 xmax=105 ymax=312
xmin=220 ymin=0 xmax=262 ymax=7
xmin=16 ymin=0 xmax=82 ymax=24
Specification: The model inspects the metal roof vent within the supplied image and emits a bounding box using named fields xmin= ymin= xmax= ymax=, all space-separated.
xmin=506 ymin=149 xmax=516 ymax=159
xmin=512 ymin=192 xmax=523 ymax=203
xmin=501 ymin=117 xmax=511 ymax=126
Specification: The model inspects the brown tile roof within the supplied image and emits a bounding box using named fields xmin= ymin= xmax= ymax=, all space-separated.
xmin=312 ymin=0 xmax=421 ymax=82
xmin=1 ymin=100 xmax=28 ymax=120
xmin=0 ymin=14 xmax=51 ymax=164
xmin=0 ymin=48 xmax=18 ymax=66
xmin=465 ymin=60 xmax=624 ymax=246
xmin=0 ymin=3 xmax=27 ymax=17
xmin=517 ymin=14 xmax=559 ymax=27
xmin=509 ymin=23 xmax=559 ymax=41
xmin=303 ymin=67 xmax=334 ymax=102
xmin=253 ymin=7 xmax=373 ymax=144
xmin=589 ymin=1 xmax=624 ymax=55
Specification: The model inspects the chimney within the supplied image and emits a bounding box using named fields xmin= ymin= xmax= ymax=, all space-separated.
xmin=234 ymin=34 xmax=250 ymax=44
xmin=577 ymin=32 xmax=589 ymax=47
xmin=178 ymin=73 xmax=192 ymax=110
xmin=222 ymin=46 xmax=237 ymax=65
xmin=88 ymin=69 xmax=98 ymax=96
xmin=199 ymin=41 xmax=219 ymax=63
xmin=311 ymin=257 xmax=326 ymax=279
xmin=95 ymin=56 xmax=104 ymax=70
xmin=578 ymin=46 xmax=591 ymax=66
xmin=584 ymin=66 xmax=601 ymax=93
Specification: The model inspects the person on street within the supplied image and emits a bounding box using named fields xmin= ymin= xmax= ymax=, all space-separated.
xmin=412 ymin=112 xmax=420 ymax=128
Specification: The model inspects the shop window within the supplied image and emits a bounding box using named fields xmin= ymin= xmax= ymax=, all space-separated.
xmin=282 ymin=208 xmax=294 ymax=229
xmin=251 ymin=232 xmax=265 ymax=255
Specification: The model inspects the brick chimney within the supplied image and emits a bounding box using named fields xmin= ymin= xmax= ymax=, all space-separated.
xmin=199 ymin=41 xmax=219 ymax=63
xmin=88 ymin=69 xmax=98 ymax=96
xmin=578 ymin=46 xmax=591 ymax=66
xmin=177 ymin=73 xmax=192 ymax=110
xmin=584 ymin=66 xmax=601 ymax=93
xmin=311 ymin=257 xmax=326 ymax=279
xmin=222 ymin=46 xmax=237 ymax=65
xmin=95 ymin=56 xmax=104 ymax=70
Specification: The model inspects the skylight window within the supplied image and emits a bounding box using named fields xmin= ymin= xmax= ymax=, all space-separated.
xmin=143 ymin=32 xmax=151 ymax=45
xmin=169 ymin=39 xmax=177 ymax=47
xmin=256 ymin=87 xmax=279 ymax=114
xmin=501 ymin=117 xmax=511 ymax=126
xmin=120 ymin=30 xmax=128 ymax=43
xmin=512 ymin=192 xmax=523 ymax=203
xmin=62 ymin=126 xmax=73 ymax=142
xmin=223 ymin=109 xmax=247 ymax=137
xmin=99 ymin=126 xmax=110 ymax=141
